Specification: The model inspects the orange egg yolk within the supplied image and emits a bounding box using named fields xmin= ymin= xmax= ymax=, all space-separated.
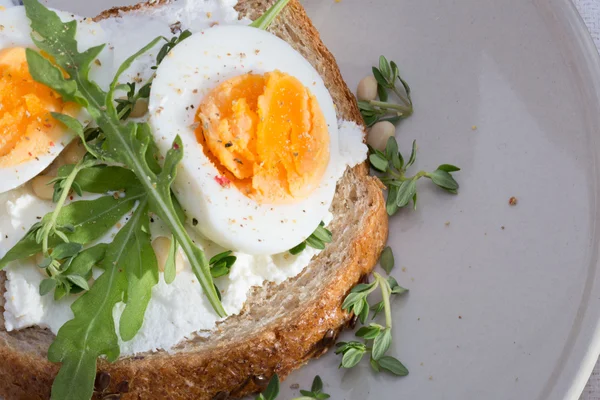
xmin=195 ymin=71 xmax=330 ymax=204
xmin=0 ymin=47 xmax=67 ymax=167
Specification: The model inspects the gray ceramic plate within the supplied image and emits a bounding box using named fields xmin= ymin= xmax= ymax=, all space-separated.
xmin=42 ymin=0 xmax=600 ymax=399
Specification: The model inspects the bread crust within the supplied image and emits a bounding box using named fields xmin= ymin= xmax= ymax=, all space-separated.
xmin=0 ymin=1 xmax=388 ymax=399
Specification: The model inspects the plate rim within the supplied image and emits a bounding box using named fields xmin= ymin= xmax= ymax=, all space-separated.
xmin=535 ymin=0 xmax=600 ymax=398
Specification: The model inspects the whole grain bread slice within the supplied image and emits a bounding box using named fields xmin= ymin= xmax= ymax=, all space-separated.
xmin=0 ymin=1 xmax=388 ymax=399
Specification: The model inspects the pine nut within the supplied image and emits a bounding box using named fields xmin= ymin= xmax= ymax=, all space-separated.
xmin=31 ymin=175 xmax=55 ymax=200
xmin=367 ymin=120 xmax=396 ymax=151
xmin=152 ymin=236 xmax=185 ymax=274
xmin=357 ymin=76 xmax=378 ymax=101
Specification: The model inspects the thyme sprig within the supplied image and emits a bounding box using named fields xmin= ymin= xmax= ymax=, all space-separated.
xmin=369 ymin=136 xmax=460 ymax=214
xmin=359 ymin=56 xmax=413 ymax=127
xmin=336 ymin=272 xmax=408 ymax=375
xmin=289 ymin=222 xmax=332 ymax=255
xmin=209 ymin=250 xmax=237 ymax=278
xmin=296 ymin=375 xmax=331 ymax=400
xmin=31 ymin=156 xmax=97 ymax=257
xmin=256 ymin=375 xmax=279 ymax=400
xmin=256 ymin=375 xmax=331 ymax=400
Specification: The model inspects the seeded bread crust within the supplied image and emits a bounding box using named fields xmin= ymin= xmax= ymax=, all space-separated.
xmin=0 ymin=1 xmax=388 ymax=399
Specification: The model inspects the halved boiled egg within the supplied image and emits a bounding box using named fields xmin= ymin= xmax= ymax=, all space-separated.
xmin=0 ymin=6 xmax=113 ymax=194
xmin=150 ymin=25 xmax=345 ymax=255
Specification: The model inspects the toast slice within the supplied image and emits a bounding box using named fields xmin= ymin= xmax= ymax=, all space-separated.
xmin=0 ymin=1 xmax=388 ymax=399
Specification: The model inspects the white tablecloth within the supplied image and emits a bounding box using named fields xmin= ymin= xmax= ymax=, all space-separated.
xmin=575 ymin=1 xmax=600 ymax=398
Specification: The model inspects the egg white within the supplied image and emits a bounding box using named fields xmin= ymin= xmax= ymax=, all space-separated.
xmin=0 ymin=6 xmax=114 ymax=194
xmin=150 ymin=25 xmax=344 ymax=255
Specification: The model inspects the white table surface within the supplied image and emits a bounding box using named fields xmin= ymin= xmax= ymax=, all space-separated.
xmin=575 ymin=1 xmax=600 ymax=399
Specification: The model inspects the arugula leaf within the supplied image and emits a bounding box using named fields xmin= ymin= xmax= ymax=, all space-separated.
xmin=25 ymin=50 xmax=81 ymax=102
xmin=163 ymin=235 xmax=178 ymax=285
xmin=51 ymin=113 xmax=107 ymax=160
xmin=48 ymin=212 xmax=145 ymax=400
xmin=0 ymin=193 xmax=140 ymax=269
xmin=58 ymin=194 xmax=142 ymax=243
xmin=137 ymin=122 xmax=162 ymax=175
xmin=337 ymin=273 xmax=409 ymax=375
xmin=148 ymin=135 xmax=221 ymax=309
xmin=118 ymin=200 xmax=158 ymax=341
xmin=47 ymin=201 xmax=151 ymax=400
xmin=23 ymin=0 xmax=224 ymax=317
xmin=56 ymin=165 xmax=140 ymax=193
